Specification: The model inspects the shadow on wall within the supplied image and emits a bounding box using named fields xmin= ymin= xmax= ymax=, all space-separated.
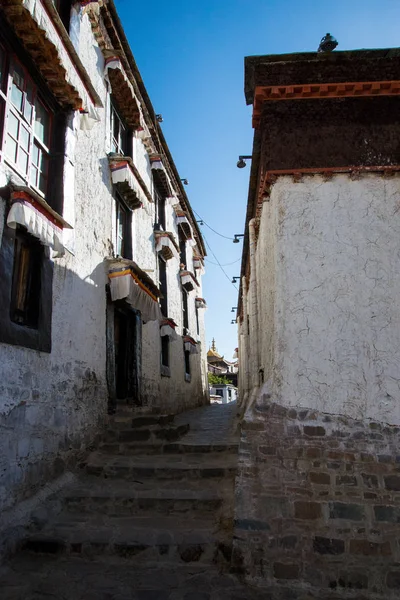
xmin=0 ymin=257 xmax=110 ymax=525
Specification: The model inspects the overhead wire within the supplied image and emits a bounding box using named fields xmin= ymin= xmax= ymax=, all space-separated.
xmin=202 ymin=232 xmax=238 ymax=291
xmin=205 ymin=257 xmax=241 ymax=267
xmin=193 ymin=208 xmax=234 ymax=241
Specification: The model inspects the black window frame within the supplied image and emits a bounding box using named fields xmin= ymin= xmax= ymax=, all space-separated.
xmin=110 ymin=98 xmax=132 ymax=158
xmin=179 ymin=238 xmax=187 ymax=269
xmin=0 ymin=212 xmax=53 ymax=352
xmin=154 ymin=187 xmax=166 ymax=231
xmin=10 ymin=225 xmax=42 ymax=328
xmin=115 ymin=192 xmax=132 ymax=260
xmin=161 ymin=334 xmax=169 ymax=369
xmin=184 ymin=347 xmax=191 ymax=378
xmin=158 ymin=254 xmax=168 ymax=317
xmin=182 ymin=288 xmax=189 ymax=334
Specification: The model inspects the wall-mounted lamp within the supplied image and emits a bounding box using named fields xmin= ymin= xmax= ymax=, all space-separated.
xmin=156 ymin=114 xmax=163 ymax=122
xmin=231 ymin=320 xmax=236 ymax=325
xmin=197 ymin=220 xmax=204 ymax=226
xmin=231 ymin=307 xmax=238 ymax=313
xmin=180 ymin=178 xmax=189 ymax=185
xmin=237 ymin=155 xmax=252 ymax=169
xmin=231 ymin=277 xmax=240 ymax=284
xmin=233 ymin=234 xmax=244 ymax=244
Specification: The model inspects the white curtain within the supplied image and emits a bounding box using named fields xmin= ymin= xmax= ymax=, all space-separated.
xmin=109 ymin=272 xmax=162 ymax=323
xmin=7 ymin=201 xmax=65 ymax=257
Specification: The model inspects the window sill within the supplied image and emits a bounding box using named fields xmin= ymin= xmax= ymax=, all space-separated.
xmin=161 ymin=365 xmax=171 ymax=378
xmin=185 ymin=373 xmax=191 ymax=383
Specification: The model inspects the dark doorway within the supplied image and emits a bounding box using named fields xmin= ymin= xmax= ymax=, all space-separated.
xmin=108 ymin=302 xmax=142 ymax=411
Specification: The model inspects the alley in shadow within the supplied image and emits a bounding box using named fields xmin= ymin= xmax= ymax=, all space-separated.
xmin=0 ymin=402 xmax=263 ymax=600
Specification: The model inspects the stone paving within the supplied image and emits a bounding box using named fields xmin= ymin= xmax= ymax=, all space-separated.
xmin=0 ymin=401 xmax=268 ymax=599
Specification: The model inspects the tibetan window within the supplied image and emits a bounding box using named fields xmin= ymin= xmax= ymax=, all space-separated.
xmin=115 ymin=193 xmax=132 ymax=259
xmin=10 ymin=226 xmax=42 ymax=328
xmin=0 ymin=36 xmax=66 ymax=213
xmin=110 ymin=99 xmax=131 ymax=158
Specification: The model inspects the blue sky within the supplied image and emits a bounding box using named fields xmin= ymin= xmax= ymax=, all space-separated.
xmin=115 ymin=0 xmax=400 ymax=359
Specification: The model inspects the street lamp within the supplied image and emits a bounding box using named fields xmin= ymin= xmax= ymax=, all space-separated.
xmin=233 ymin=234 xmax=244 ymax=244
xmin=237 ymin=155 xmax=252 ymax=168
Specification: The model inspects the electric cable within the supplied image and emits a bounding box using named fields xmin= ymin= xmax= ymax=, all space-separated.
xmin=205 ymin=257 xmax=241 ymax=267
xmin=193 ymin=209 xmax=234 ymax=241
xmin=202 ymin=233 xmax=238 ymax=290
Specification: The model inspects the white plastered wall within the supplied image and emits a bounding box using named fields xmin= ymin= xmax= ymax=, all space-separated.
xmin=256 ymin=174 xmax=400 ymax=424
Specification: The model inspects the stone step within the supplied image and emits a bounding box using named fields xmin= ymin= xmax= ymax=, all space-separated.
xmin=0 ymin=555 xmax=257 ymax=600
xmin=108 ymin=414 xmax=175 ymax=429
xmin=103 ymin=423 xmax=190 ymax=443
xmin=82 ymin=452 xmax=238 ymax=481
xmin=63 ymin=478 xmax=226 ymax=516
xmin=98 ymin=440 xmax=239 ymax=456
xmin=22 ymin=514 xmax=230 ymax=566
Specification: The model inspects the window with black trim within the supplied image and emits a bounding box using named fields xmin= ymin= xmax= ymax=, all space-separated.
xmin=161 ymin=335 xmax=169 ymax=368
xmin=158 ymin=255 xmax=168 ymax=317
xmin=182 ymin=288 xmax=189 ymax=334
xmin=154 ymin=187 xmax=166 ymax=231
xmin=116 ymin=193 xmax=132 ymax=259
xmin=184 ymin=348 xmax=191 ymax=378
xmin=0 ymin=33 xmax=66 ymax=213
xmin=179 ymin=239 xmax=187 ymax=269
xmin=10 ymin=226 xmax=42 ymax=328
xmin=196 ymin=304 xmax=200 ymax=336
xmin=110 ymin=100 xmax=131 ymax=157
xmin=53 ymin=0 xmax=73 ymax=32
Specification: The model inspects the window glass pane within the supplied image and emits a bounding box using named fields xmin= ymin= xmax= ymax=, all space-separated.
xmin=38 ymin=170 xmax=47 ymax=194
xmin=11 ymin=64 xmax=25 ymax=112
xmin=24 ymin=82 xmax=34 ymax=124
xmin=34 ymin=99 xmax=50 ymax=146
xmin=19 ymin=125 xmax=30 ymax=151
xmin=31 ymin=165 xmax=38 ymax=188
xmin=17 ymin=148 xmax=28 ymax=174
xmin=31 ymin=143 xmax=39 ymax=166
xmin=5 ymin=134 xmax=17 ymax=162
xmin=8 ymin=111 xmax=19 ymax=139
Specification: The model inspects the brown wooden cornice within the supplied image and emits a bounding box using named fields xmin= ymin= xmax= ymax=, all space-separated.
xmin=253 ymin=80 xmax=400 ymax=128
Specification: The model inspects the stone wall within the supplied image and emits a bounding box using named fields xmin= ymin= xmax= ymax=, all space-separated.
xmin=233 ymin=401 xmax=400 ymax=598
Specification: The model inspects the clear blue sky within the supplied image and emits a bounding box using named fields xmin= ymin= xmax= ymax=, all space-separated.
xmin=115 ymin=0 xmax=400 ymax=359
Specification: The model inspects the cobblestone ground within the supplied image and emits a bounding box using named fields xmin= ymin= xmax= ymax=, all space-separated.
xmin=0 ymin=402 xmax=269 ymax=599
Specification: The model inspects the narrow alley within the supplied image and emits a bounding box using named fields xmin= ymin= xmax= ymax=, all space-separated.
xmin=0 ymin=403 xmax=259 ymax=600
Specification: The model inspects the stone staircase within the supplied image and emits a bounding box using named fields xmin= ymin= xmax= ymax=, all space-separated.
xmin=0 ymin=402 xmax=258 ymax=599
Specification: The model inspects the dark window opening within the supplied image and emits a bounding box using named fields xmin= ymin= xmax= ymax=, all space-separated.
xmin=184 ymin=348 xmax=191 ymax=376
xmin=116 ymin=194 xmax=132 ymax=259
xmin=215 ymin=388 xmax=223 ymax=398
xmin=155 ymin=188 xmax=166 ymax=231
xmin=182 ymin=289 xmax=189 ymax=334
xmin=110 ymin=99 xmax=131 ymax=157
xmin=10 ymin=227 xmax=42 ymax=328
xmin=161 ymin=334 xmax=169 ymax=368
xmin=158 ymin=255 xmax=168 ymax=317
xmin=179 ymin=239 xmax=187 ymax=269
xmin=53 ymin=0 xmax=73 ymax=32
xmin=0 ymin=33 xmax=66 ymax=213
xmin=196 ymin=304 xmax=200 ymax=336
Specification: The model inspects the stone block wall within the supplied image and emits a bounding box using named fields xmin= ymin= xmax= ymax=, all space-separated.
xmin=233 ymin=401 xmax=400 ymax=598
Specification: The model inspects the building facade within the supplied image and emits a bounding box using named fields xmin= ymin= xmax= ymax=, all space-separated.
xmin=234 ymin=49 xmax=400 ymax=597
xmin=0 ymin=0 xmax=208 ymax=536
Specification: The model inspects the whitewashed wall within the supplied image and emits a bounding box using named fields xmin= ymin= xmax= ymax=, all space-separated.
xmin=253 ymin=174 xmax=400 ymax=424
